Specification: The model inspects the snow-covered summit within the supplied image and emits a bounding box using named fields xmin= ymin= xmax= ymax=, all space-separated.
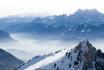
xmin=74 ymin=40 xmax=95 ymax=53
xmin=19 ymin=40 xmax=104 ymax=70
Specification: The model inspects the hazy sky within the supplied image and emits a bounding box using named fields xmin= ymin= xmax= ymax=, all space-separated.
xmin=0 ymin=0 xmax=104 ymax=17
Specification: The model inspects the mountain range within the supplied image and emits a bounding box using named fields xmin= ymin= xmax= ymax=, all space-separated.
xmin=18 ymin=40 xmax=104 ymax=70
xmin=0 ymin=9 xmax=104 ymax=70
xmin=0 ymin=9 xmax=104 ymax=40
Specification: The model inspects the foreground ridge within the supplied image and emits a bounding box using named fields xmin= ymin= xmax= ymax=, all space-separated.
xmin=19 ymin=40 xmax=104 ymax=70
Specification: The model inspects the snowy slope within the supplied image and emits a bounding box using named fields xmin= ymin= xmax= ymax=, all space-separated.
xmin=24 ymin=49 xmax=68 ymax=70
xmin=21 ymin=40 xmax=104 ymax=70
xmin=18 ymin=55 xmax=47 ymax=70
xmin=18 ymin=51 xmax=61 ymax=70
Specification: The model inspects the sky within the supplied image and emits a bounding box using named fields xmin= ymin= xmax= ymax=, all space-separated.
xmin=0 ymin=0 xmax=104 ymax=17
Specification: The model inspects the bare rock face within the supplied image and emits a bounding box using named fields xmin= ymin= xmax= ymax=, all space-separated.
xmin=75 ymin=40 xmax=97 ymax=70
xmin=70 ymin=40 xmax=104 ymax=70
xmin=95 ymin=50 xmax=104 ymax=70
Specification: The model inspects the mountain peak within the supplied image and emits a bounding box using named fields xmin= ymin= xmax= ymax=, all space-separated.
xmin=75 ymin=9 xmax=99 ymax=14
xmin=73 ymin=40 xmax=97 ymax=70
xmin=79 ymin=39 xmax=89 ymax=46
xmin=74 ymin=9 xmax=102 ymax=16
xmin=75 ymin=40 xmax=95 ymax=53
xmin=19 ymin=40 xmax=104 ymax=70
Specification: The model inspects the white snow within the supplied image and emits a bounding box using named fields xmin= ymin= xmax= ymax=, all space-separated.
xmin=20 ymin=40 xmax=89 ymax=70
xmin=18 ymin=55 xmax=47 ymax=70
xmin=18 ymin=40 xmax=101 ymax=70
xmin=24 ymin=49 xmax=69 ymax=70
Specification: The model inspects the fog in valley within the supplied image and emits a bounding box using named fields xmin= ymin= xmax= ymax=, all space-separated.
xmin=0 ymin=33 xmax=104 ymax=62
xmin=0 ymin=33 xmax=75 ymax=61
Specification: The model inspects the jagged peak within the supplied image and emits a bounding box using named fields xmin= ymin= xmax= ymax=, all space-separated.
xmin=76 ymin=9 xmax=98 ymax=13
xmin=79 ymin=39 xmax=89 ymax=45
xmin=72 ymin=40 xmax=97 ymax=70
xmin=74 ymin=40 xmax=96 ymax=53
xmin=19 ymin=40 xmax=104 ymax=70
xmin=73 ymin=9 xmax=102 ymax=16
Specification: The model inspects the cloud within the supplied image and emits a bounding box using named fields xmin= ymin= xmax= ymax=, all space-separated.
xmin=0 ymin=0 xmax=104 ymax=17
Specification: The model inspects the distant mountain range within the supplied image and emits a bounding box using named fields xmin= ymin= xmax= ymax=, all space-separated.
xmin=18 ymin=40 xmax=104 ymax=70
xmin=0 ymin=48 xmax=24 ymax=70
xmin=0 ymin=9 xmax=104 ymax=40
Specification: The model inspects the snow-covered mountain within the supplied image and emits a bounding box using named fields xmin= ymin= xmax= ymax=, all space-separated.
xmin=0 ymin=48 xmax=24 ymax=70
xmin=19 ymin=40 xmax=104 ymax=70
xmin=0 ymin=9 xmax=104 ymax=40
xmin=18 ymin=50 xmax=61 ymax=70
xmin=0 ymin=15 xmax=35 ymax=29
